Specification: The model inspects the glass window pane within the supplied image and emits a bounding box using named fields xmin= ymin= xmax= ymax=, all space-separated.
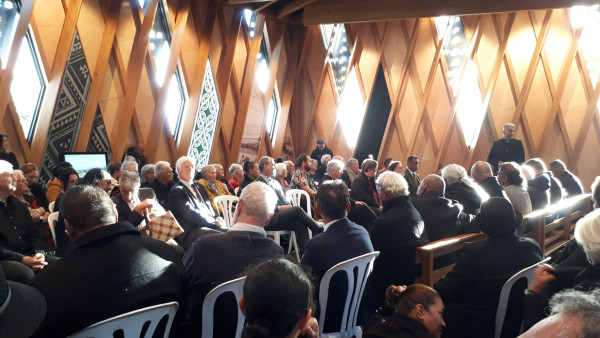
xmin=149 ymin=1 xmax=171 ymax=86
xmin=440 ymin=16 xmax=469 ymax=96
xmin=165 ymin=70 xmax=185 ymax=137
xmin=138 ymin=0 xmax=147 ymax=13
xmin=320 ymin=24 xmax=334 ymax=48
xmin=0 ymin=0 xmax=20 ymax=68
xmin=256 ymin=36 xmax=269 ymax=93
xmin=337 ymin=68 xmax=365 ymax=148
xmin=455 ymin=61 xmax=485 ymax=147
xmin=244 ymin=9 xmax=257 ymax=38
xmin=265 ymin=93 xmax=279 ymax=141
xmin=10 ymin=32 xmax=45 ymax=140
xmin=328 ymin=25 xmax=352 ymax=97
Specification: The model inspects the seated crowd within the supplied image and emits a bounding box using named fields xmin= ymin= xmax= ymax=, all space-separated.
xmin=1 ymin=137 xmax=597 ymax=338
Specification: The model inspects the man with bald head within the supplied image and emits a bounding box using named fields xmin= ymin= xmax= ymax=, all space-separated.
xmin=471 ymin=161 xmax=506 ymax=198
xmin=410 ymin=174 xmax=475 ymax=242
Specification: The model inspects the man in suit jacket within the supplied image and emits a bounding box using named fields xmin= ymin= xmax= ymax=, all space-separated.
xmin=350 ymin=159 xmax=381 ymax=209
xmin=471 ymin=161 xmax=507 ymax=199
xmin=255 ymin=156 xmax=321 ymax=254
xmin=549 ymin=159 xmax=584 ymax=198
xmin=435 ymin=197 xmax=542 ymax=338
xmin=410 ymin=174 xmax=476 ymax=243
xmin=182 ymin=182 xmax=283 ymax=336
xmin=30 ymin=185 xmax=187 ymax=338
xmin=169 ymin=156 xmax=224 ymax=249
xmin=487 ymin=123 xmax=525 ymax=173
xmin=403 ymin=155 xmax=421 ymax=196
xmin=302 ymin=180 xmax=374 ymax=334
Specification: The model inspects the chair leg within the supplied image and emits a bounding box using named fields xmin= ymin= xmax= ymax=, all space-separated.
xmin=290 ymin=232 xmax=300 ymax=262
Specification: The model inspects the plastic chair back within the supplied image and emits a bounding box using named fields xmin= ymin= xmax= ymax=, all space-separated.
xmin=48 ymin=212 xmax=59 ymax=248
xmin=202 ymin=276 xmax=246 ymax=338
xmin=214 ymin=195 xmax=238 ymax=228
xmin=494 ymin=258 xmax=547 ymax=338
xmin=67 ymin=301 xmax=179 ymax=338
xmin=286 ymin=189 xmax=311 ymax=218
xmin=266 ymin=230 xmax=300 ymax=262
xmin=48 ymin=201 xmax=55 ymax=213
xmin=319 ymin=251 xmax=379 ymax=338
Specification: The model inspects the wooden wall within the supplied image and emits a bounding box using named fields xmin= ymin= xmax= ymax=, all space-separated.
xmin=1 ymin=2 xmax=599 ymax=188
xmin=293 ymin=9 xmax=600 ymax=189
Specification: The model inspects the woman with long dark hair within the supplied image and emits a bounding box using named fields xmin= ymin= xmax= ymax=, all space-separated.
xmin=0 ymin=133 xmax=19 ymax=169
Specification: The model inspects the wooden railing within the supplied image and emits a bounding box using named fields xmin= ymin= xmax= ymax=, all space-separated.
xmin=415 ymin=194 xmax=592 ymax=286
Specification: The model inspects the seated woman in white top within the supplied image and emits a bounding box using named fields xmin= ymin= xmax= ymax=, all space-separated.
xmin=498 ymin=162 xmax=532 ymax=215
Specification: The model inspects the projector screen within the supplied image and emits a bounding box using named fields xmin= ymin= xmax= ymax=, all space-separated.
xmin=63 ymin=152 xmax=108 ymax=178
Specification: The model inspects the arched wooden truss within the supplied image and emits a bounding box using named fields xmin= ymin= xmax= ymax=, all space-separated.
xmin=1 ymin=1 xmax=599 ymax=188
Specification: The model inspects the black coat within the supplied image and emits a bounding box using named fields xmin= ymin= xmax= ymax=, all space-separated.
xmin=435 ymin=236 xmax=542 ymax=338
xmin=549 ymin=174 xmax=564 ymax=204
xmin=479 ymin=176 xmax=506 ymax=198
xmin=527 ymin=174 xmax=550 ymax=211
xmin=30 ymin=222 xmax=187 ymax=338
xmin=112 ymin=193 xmax=145 ymax=228
xmin=445 ymin=182 xmax=482 ymax=215
xmin=351 ymin=172 xmax=380 ymax=208
xmin=0 ymin=196 xmax=43 ymax=261
xmin=487 ymin=138 xmax=525 ymax=173
xmin=410 ymin=190 xmax=476 ymax=243
xmin=311 ymin=146 xmax=333 ymax=167
xmin=556 ymin=171 xmax=583 ymax=198
xmin=365 ymin=197 xmax=426 ymax=312
xmin=148 ymin=179 xmax=174 ymax=211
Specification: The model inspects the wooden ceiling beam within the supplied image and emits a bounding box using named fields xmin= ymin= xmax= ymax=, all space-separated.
xmin=302 ymin=0 xmax=583 ymax=25
xmin=229 ymin=0 xmax=272 ymax=4
xmin=277 ymin=0 xmax=318 ymax=18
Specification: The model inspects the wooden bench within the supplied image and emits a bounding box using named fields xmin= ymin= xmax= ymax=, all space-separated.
xmin=415 ymin=194 xmax=592 ymax=287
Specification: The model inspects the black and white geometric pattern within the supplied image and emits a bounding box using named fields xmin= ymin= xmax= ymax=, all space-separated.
xmin=86 ymin=105 xmax=112 ymax=159
xmin=39 ymin=29 xmax=92 ymax=183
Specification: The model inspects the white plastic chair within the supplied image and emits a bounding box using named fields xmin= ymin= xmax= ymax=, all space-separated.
xmin=214 ymin=195 xmax=238 ymax=228
xmin=48 ymin=211 xmax=59 ymax=248
xmin=319 ymin=251 xmax=380 ymax=338
xmin=201 ymin=276 xmax=246 ymax=338
xmin=48 ymin=201 xmax=55 ymax=213
xmin=286 ymin=189 xmax=312 ymax=218
xmin=67 ymin=301 xmax=179 ymax=338
xmin=494 ymin=258 xmax=549 ymax=338
xmin=266 ymin=230 xmax=300 ymax=262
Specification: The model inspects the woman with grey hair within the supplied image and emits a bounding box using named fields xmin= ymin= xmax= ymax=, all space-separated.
xmin=140 ymin=164 xmax=155 ymax=187
xmin=111 ymin=171 xmax=156 ymax=228
xmin=228 ymin=163 xmax=244 ymax=190
xmin=497 ymin=162 xmax=532 ymax=215
xmin=440 ymin=164 xmax=484 ymax=215
xmin=275 ymin=162 xmax=290 ymax=192
xmin=197 ymin=164 xmax=231 ymax=214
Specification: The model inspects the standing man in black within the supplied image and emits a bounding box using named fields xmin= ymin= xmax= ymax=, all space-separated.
xmin=487 ymin=123 xmax=525 ymax=173
xmin=310 ymin=139 xmax=333 ymax=167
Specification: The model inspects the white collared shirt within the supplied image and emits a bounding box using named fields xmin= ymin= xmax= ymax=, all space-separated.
xmin=323 ymin=218 xmax=344 ymax=232
xmin=180 ymin=179 xmax=197 ymax=198
xmin=229 ymin=222 xmax=267 ymax=236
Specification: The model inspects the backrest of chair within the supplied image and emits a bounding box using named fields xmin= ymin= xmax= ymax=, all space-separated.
xmin=202 ymin=276 xmax=246 ymax=338
xmin=68 ymin=301 xmax=179 ymax=338
xmin=494 ymin=259 xmax=545 ymax=338
xmin=319 ymin=251 xmax=379 ymax=337
xmin=286 ymin=189 xmax=311 ymax=218
xmin=214 ymin=195 xmax=238 ymax=228
xmin=48 ymin=212 xmax=59 ymax=248
xmin=48 ymin=201 xmax=55 ymax=213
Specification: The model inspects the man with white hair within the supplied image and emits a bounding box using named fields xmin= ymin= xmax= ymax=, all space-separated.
xmin=148 ymin=161 xmax=174 ymax=210
xmin=169 ymin=156 xmax=223 ymax=249
xmin=0 ymin=160 xmax=53 ymax=283
xmin=314 ymin=154 xmax=331 ymax=182
xmin=487 ymin=123 xmax=525 ymax=173
xmin=182 ymin=182 xmax=283 ymax=336
xmin=345 ymin=158 xmax=360 ymax=183
xmin=362 ymin=171 xmax=427 ymax=319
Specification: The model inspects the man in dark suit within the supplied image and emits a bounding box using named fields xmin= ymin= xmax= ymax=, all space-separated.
xmin=30 ymin=185 xmax=187 ymax=338
xmin=549 ymin=159 xmax=584 ymax=198
xmin=350 ymin=159 xmax=381 ymax=209
xmin=361 ymin=171 xmax=427 ymax=321
xmin=314 ymin=154 xmax=331 ymax=182
xmin=302 ymin=180 xmax=374 ymax=333
xmin=169 ymin=156 xmax=223 ymax=249
xmin=471 ymin=161 xmax=507 ymax=198
xmin=487 ymin=123 xmax=525 ymax=173
xmin=255 ymin=156 xmax=321 ymax=254
xmin=403 ymin=155 xmax=421 ymax=196
xmin=182 ymin=182 xmax=283 ymax=336
xmin=410 ymin=174 xmax=476 ymax=243
xmin=148 ymin=161 xmax=174 ymax=211
xmin=435 ymin=197 xmax=542 ymax=337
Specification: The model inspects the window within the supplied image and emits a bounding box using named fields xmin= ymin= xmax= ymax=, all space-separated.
xmin=454 ymin=61 xmax=485 ymax=147
xmin=0 ymin=0 xmax=19 ymax=68
xmin=244 ymin=9 xmax=257 ymax=38
xmin=10 ymin=30 xmax=46 ymax=141
xmin=189 ymin=59 xmax=221 ymax=167
xmin=325 ymin=25 xmax=352 ymax=97
xmin=572 ymin=5 xmax=600 ymax=91
xmin=320 ymin=24 xmax=335 ymax=48
xmin=256 ymin=36 xmax=269 ymax=93
xmin=435 ymin=16 xmax=469 ymax=96
xmin=138 ymin=0 xmax=148 ymax=14
xmin=164 ymin=70 xmax=186 ymax=138
xmin=337 ymin=68 xmax=365 ymax=148
xmin=265 ymin=92 xmax=279 ymax=142
xmin=149 ymin=0 xmax=171 ymax=86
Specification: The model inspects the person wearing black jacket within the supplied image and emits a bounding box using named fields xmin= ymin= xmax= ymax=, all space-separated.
xmin=549 ymin=159 xmax=583 ymax=198
xmin=351 ymin=159 xmax=381 ymax=209
xmin=487 ymin=123 xmax=525 ymax=174
xmin=441 ymin=164 xmax=483 ymax=215
xmin=310 ymin=139 xmax=333 ymax=167
xmin=471 ymin=161 xmax=507 ymax=199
